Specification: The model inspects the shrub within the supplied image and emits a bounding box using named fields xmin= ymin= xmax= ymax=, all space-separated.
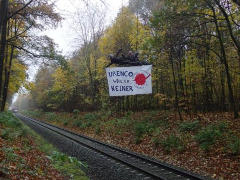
xmin=73 ymin=120 xmax=82 ymax=128
xmin=179 ymin=120 xmax=200 ymax=132
xmin=63 ymin=121 xmax=68 ymax=126
xmin=73 ymin=109 xmax=80 ymax=115
xmin=125 ymin=111 xmax=133 ymax=117
xmin=20 ymin=127 xmax=28 ymax=137
xmin=115 ymin=117 xmax=131 ymax=128
xmin=134 ymin=123 xmax=146 ymax=136
xmin=0 ymin=112 xmax=29 ymax=140
xmin=45 ymin=112 xmax=57 ymax=122
xmin=134 ymin=122 xmax=155 ymax=144
xmin=155 ymin=117 xmax=169 ymax=128
xmin=134 ymin=136 xmax=142 ymax=144
xmin=134 ymin=123 xmax=146 ymax=144
xmin=73 ymin=109 xmax=80 ymax=119
xmin=152 ymin=137 xmax=160 ymax=147
xmin=228 ymin=136 xmax=240 ymax=155
xmin=151 ymin=128 xmax=162 ymax=147
xmin=78 ymin=121 xmax=93 ymax=129
xmin=84 ymin=113 xmax=97 ymax=122
xmin=161 ymin=135 xmax=184 ymax=152
xmin=0 ymin=112 xmax=22 ymax=129
xmin=194 ymin=123 xmax=227 ymax=151
xmin=22 ymin=110 xmax=42 ymax=118
xmin=104 ymin=119 xmax=116 ymax=133
xmin=1 ymin=128 xmax=28 ymax=140
xmin=1 ymin=128 xmax=11 ymax=139
xmin=100 ymin=110 xmax=112 ymax=120
xmin=2 ymin=147 xmax=20 ymax=163
xmin=6 ymin=119 xmax=22 ymax=128
xmin=149 ymin=111 xmax=159 ymax=117
xmin=85 ymin=121 xmax=93 ymax=128
xmin=74 ymin=113 xmax=99 ymax=129
xmin=95 ymin=126 xmax=101 ymax=135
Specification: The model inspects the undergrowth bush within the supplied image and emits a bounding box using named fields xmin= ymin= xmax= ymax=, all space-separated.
xmin=73 ymin=109 xmax=80 ymax=119
xmin=151 ymin=128 xmax=162 ymax=147
xmin=115 ymin=117 xmax=131 ymax=128
xmin=125 ymin=111 xmax=133 ymax=118
xmin=1 ymin=128 xmax=12 ymax=139
xmin=22 ymin=110 xmax=43 ymax=118
xmin=0 ymin=112 xmax=29 ymax=140
xmin=227 ymin=136 xmax=240 ymax=155
xmin=103 ymin=119 xmax=116 ymax=133
xmin=73 ymin=109 xmax=80 ymax=115
xmin=195 ymin=122 xmax=227 ymax=151
xmin=161 ymin=135 xmax=184 ymax=152
xmin=134 ymin=122 xmax=147 ymax=143
xmin=152 ymin=137 xmax=160 ymax=147
xmin=179 ymin=120 xmax=200 ymax=132
xmin=154 ymin=117 xmax=169 ymax=128
xmin=98 ymin=110 xmax=112 ymax=121
xmin=45 ymin=112 xmax=57 ymax=121
xmin=0 ymin=112 xmax=22 ymax=128
xmin=72 ymin=113 xmax=98 ymax=129
xmin=95 ymin=125 xmax=101 ymax=135
xmin=134 ymin=122 xmax=154 ymax=144
xmin=1 ymin=147 xmax=20 ymax=163
xmin=63 ymin=120 xmax=69 ymax=126
xmin=73 ymin=121 xmax=92 ymax=129
xmin=73 ymin=120 xmax=82 ymax=127
xmin=84 ymin=113 xmax=97 ymax=122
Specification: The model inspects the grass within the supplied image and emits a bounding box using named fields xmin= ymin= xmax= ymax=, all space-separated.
xmin=47 ymin=151 xmax=87 ymax=180
xmin=24 ymin=120 xmax=89 ymax=180
xmin=0 ymin=111 xmax=89 ymax=180
xmin=34 ymin=136 xmax=88 ymax=180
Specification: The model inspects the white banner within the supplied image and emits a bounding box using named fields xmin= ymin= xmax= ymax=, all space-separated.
xmin=106 ymin=65 xmax=152 ymax=96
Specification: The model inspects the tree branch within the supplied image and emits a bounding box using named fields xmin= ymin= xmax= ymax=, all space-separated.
xmin=8 ymin=0 xmax=34 ymax=20
xmin=232 ymin=0 xmax=240 ymax=7
xmin=7 ymin=24 xmax=33 ymax=42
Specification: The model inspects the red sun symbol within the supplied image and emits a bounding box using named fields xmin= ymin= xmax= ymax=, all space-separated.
xmin=134 ymin=73 xmax=151 ymax=86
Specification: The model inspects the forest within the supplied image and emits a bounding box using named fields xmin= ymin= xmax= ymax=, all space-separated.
xmin=1 ymin=0 xmax=240 ymax=179
xmin=0 ymin=0 xmax=62 ymax=111
xmin=11 ymin=0 xmax=240 ymax=119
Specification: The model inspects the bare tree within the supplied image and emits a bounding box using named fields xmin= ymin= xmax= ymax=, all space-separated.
xmin=73 ymin=2 xmax=106 ymax=105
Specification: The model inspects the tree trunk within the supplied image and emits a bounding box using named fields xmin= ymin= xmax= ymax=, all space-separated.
xmin=211 ymin=6 xmax=239 ymax=118
xmin=0 ymin=0 xmax=9 ymax=110
xmin=214 ymin=0 xmax=240 ymax=67
xmin=220 ymin=69 xmax=226 ymax=111
xmin=1 ymin=46 xmax=14 ymax=111
xmin=170 ymin=50 xmax=183 ymax=121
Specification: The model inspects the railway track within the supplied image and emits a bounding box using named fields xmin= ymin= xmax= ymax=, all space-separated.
xmin=16 ymin=113 xmax=209 ymax=180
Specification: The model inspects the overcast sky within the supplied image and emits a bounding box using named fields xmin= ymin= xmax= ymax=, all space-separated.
xmin=44 ymin=0 xmax=129 ymax=56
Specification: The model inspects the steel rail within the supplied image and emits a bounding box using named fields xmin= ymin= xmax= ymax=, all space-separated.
xmin=16 ymin=113 xmax=209 ymax=180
